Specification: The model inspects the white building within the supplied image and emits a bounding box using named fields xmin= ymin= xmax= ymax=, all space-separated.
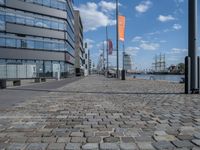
xmin=124 ymin=53 xmax=132 ymax=70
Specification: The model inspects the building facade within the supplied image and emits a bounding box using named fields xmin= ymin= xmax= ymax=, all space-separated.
xmin=74 ymin=10 xmax=84 ymax=76
xmin=0 ymin=0 xmax=75 ymax=79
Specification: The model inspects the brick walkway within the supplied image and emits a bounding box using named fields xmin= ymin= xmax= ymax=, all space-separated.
xmin=0 ymin=75 xmax=200 ymax=150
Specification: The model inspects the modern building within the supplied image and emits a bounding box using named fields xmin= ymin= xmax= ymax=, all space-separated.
xmin=124 ymin=53 xmax=132 ymax=70
xmin=83 ymin=43 xmax=89 ymax=76
xmin=74 ymin=10 xmax=84 ymax=76
xmin=96 ymin=53 xmax=104 ymax=74
xmin=0 ymin=0 xmax=75 ymax=79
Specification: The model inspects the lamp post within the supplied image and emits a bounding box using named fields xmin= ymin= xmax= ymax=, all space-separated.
xmin=188 ymin=0 xmax=198 ymax=93
xmin=106 ymin=26 xmax=109 ymax=77
xmin=121 ymin=42 xmax=126 ymax=80
xmin=116 ymin=0 xmax=119 ymax=78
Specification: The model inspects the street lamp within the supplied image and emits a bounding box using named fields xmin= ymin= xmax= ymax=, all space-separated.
xmin=116 ymin=0 xmax=119 ymax=78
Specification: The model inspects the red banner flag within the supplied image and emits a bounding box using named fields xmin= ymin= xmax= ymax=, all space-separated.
xmin=108 ymin=39 xmax=113 ymax=55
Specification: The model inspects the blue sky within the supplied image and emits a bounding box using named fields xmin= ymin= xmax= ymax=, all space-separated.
xmin=74 ymin=0 xmax=200 ymax=70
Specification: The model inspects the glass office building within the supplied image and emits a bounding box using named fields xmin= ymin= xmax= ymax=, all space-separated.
xmin=0 ymin=0 xmax=75 ymax=78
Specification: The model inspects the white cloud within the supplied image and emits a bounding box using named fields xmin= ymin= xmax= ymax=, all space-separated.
xmin=75 ymin=2 xmax=116 ymax=32
xmin=132 ymin=36 xmax=142 ymax=42
xmin=167 ymin=48 xmax=187 ymax=54
xmin=173 ymin=24 xmax=182 ymax=30
xmin=157 ymin=15 xmax=175 ymax=22
xmin=99 ymin=1 xmax=116 ymax=12
xmin=125 ymin=47 xmax=140 ymax=56
xmin=135 ymin=0 xmax=152 ymax=13
xmin=140 ymin=41 xmax=160 ymax=50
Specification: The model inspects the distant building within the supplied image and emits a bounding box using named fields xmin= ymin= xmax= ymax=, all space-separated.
xmin=83 ymin=43 xmax=89 ymax=76
xmin=88 ymin=50 xmax=92 ymax=75
xmin=124 ymin=53 xmax=132 ymax=70
xmin=97 ymin=54 xmax=104 ymax=73
xmin=74 ymin=10 xmax=84 ymax=76
xmin=0 ymin=0 xmax=75 ymax=79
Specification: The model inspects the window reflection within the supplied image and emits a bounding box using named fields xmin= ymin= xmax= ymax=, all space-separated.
xmin=6 ymin=38 xmax=16 ymax=47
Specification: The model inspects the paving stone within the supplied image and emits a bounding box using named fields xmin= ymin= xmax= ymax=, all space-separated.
xmin=70 ymin=132 xmax=83 ymax=137
xmin=152 ymin=141 xmax=175 ymax=150
xmin=26 ymin=143 xmax=48 ymax=150
xmin=95 ymin=132 xmax=109 ymax=137
xmin=70 ymin=137 xmax=86 ymax=143
xmin=192 ymin=139 xmax=200 ymax=146
xmin=172 ymin=140 xmax=194 ymax=148
xmin=177 ymin=135 xmax=193 ymax=140
xmin=27 ymin=137 xmax=42 ymax=143
xmin=153 ymin=134 xmax=176 ymax=142
xmin=194 ymin=133 xmax=200 ymax=139
xmin=47 ymin=143 xmax=65 ymax=150
xmin=87 ymin=137 xmax=101 ymax=143
xmin=6 ymin=143 xmax=27 ymax=150
xmin=41 ymin=137 xmax=57 ymax=143
xmin=121 ymin=137 xmax=135 ymax=143
xmin=137 ymin=142 xmax=155 ymax=150
xmin=65 ymin=143 xmax=81 ymax=150
xmin=120 ymin=143 xmax=138 ymax=150
xmin=82 ymin=143 xmax=99 ymax=150
xmin=100 ymin=143 xmax=119 ymax=150
xmin=103 ymin=137 xmax=120 ymax=143
xmin=56 ymin=137 xmax=70 ymax=143
xmin=135 ymin=136 xmax=153 ymax=142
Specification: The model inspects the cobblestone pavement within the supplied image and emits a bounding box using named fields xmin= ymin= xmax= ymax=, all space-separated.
xmin=1 ymin=75 xmax=200 ymax=150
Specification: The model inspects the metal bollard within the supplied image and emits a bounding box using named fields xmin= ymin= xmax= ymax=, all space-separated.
xmin=121 ymin=70 xmax=126 ymax=80
xmin=185 ymin=56 xmax=191 ymax=94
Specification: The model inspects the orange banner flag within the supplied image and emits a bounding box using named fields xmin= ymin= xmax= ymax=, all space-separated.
xmin=118 ymin=15 xmax=126 ymax=42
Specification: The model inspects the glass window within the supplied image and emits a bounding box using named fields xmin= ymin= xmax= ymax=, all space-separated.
xmin=21 ymin=40 xmax=27 ymax=48
xmin=26 ymin=0 xmax=34 ymax=3
xmin=43 ymin=0 xmax=50 ymax=6
xmin=16 ymin=39 xmax=21 ymax=48
xmin=0 ymin=13 xmax=5 ymax=31
xmin=44 ymin=61 xmax=52 ymax=77
xmin=57 ymin=2 xmax=65 ymax=10
xmin=35 ymin=18 xmax=43 ymax=27
xmin=35 ymin=41 xmax=43 ymax=49
xmin=52 ymin=42 xmax=59 ymax=51
xmin=58 ymin=22 xmax=64 ymax=30
xmin=43 ymin=19 xmax=51 ymax=28
xmin=27 ymin=40 xmax=34 ymax=49
xmin=0 ymin=0 xmax=5 ymax=5
xmin=6 ymin=12 xmax=15 ymax=23
xmin=6 ymin=38 xmax=16 ymax=47
xmin=51 ymin=21 xmax=58 ymax=30
xmin=44 ymin=42 xmax=52 ymax=50
xmin=51 ymin=0 xmax=58 ymax=8
xmin=26 ymin=16 xmax=34 ymax=26
xmin=59 ymin=43 xmax=64 ymax=51
xmin=16 ymin=14 xmax=25 ymax=24
xmin=33 ymin=0 xmax=42 ymax=4
xmin=0 ymin=37 xmax=5 ymax=47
